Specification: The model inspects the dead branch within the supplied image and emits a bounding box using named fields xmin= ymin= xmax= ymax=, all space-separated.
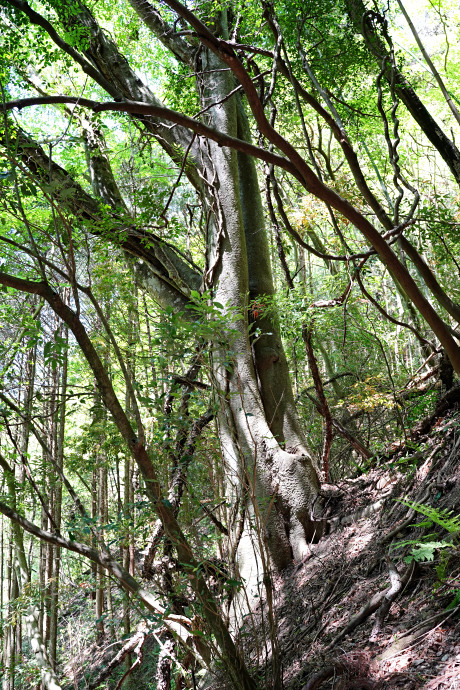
xmin=155 ymin=631 xmax=175 ymax=690
xmin=302 ymin=324 xmax=334 ymax=480
xmin=304 ymin=372 xmax=355 ymax=392
xmin=330 ymin=419 xmax=372 ymax=461
xmin=114 ymin=631 xmax=146 ymax=690
xmin=88 ymin=627 xmax=148 ymax=689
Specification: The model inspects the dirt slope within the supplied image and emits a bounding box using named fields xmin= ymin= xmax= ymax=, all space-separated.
xmin=240 ymin=409 xmax=460 ymax=690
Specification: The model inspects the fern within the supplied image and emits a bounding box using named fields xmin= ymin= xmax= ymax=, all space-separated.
xmin=393 ymin=501 xmax=460 ymax=564
xmin=405 ymin=541 xmax=452 ymax=563
xmin=399 ymin=501 xmax=460 ymax=536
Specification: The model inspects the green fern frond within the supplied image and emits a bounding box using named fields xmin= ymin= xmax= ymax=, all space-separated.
xmin=399 ymin=501 xmax=460 ymax=536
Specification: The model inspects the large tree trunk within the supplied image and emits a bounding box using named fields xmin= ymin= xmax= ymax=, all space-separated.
xmin=73 ymin=2 xmax=323 ymax=577
xmin=195 ymin=16 xmax=321 ymax=588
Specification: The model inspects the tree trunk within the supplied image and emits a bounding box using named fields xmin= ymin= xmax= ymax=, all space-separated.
xmin=48 ymin=326 xmax=67 ymax=668
xmin=195 ymin=16 xmax=322 ymax=592
xmin=0 ymin=455 xmax=62 ymax=690
xmin=73 ymin=2 xmax=324 ymax=575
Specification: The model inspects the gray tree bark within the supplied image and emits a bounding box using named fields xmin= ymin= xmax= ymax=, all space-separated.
xmin=49 ymin=0 xmax=324 ymax=573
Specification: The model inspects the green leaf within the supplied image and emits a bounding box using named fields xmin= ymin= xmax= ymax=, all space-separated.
xmin=446 ymin=590 xmax=460 ymax=611
xmin=404 ymin=541 xmax=452 ymax=563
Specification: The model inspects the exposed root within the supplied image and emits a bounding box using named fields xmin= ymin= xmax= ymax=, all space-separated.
xmin=326 ymin=560 xmax=415 ymax=650
xmin=302 ymin=653 xmax=374 ymax=689
xmin=376 ymin=604 xmax=460 ymax=662
xmin=302 ymin=665 xmax=337 ymax=690
xmin=369 ymin=559 xmax=407 ymax=642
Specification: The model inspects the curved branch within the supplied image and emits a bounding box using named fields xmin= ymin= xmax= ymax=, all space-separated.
xmin=0 ymin=125 xmax=201 ymax=306
xmin=153 ymin=6 xmax=459 ymax=372
xmin=0 ymin=269 xmax=256 ymax=689
xmin=0 ymin=497 xmax=174 ymax=620
xmin=399 ymin=237 xmax=460 ymax=323
xmin=345 ymin=0 xmax=460 ymax=184
xmin=354 ymin=270 xmax=435 ymax=349
xmin=4 ymin=89 xmax=460 ymax=371
xmin=5 ymin=0 xmax=202 ymax=187
xmin=3 ymin=96 xmax=304 ymax=183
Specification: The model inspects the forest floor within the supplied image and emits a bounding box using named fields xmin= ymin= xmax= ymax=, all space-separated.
xmin=240 ymin=403 xmax=460 ymax=690
xmin=60 ymin=395 xmax=460 ymax=690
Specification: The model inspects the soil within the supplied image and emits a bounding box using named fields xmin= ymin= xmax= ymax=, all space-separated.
xmin=238 ymin=409 xmax=460 ymax=690
xmin=65 ymin=404 xmax=460 ymax=689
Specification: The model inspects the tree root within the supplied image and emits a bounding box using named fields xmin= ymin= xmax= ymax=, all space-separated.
xmin=302 ymin=654 xmax=375 ymax=690
xmin=302 ymin=665 xmax=338 ymax=689
xmin=376 ymin=604 xmax=460 ymax=662
xmin=381 ymin=484 xmax=431 ymax=544
xmin=326 ymin=559 xmax=415 ymax=649
xmin=369 ymin=559 xmax=407 ymax=642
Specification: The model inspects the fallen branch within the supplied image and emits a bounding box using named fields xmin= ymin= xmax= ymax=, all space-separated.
xmin=302 ymin=656 xmax=374 ymax=690
xmin=114 ymin=632 xmax=146 ymax=690
xmin=397 ymin=369 xmax=439 ymax=398
xmin=402 ymin=351 xmax=438 ymax=388
xmin=88 ymin=627 xmax=148 ymax=690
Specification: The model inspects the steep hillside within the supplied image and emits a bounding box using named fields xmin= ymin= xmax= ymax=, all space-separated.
xmin=55 ymin=392 xmax=460 ymax=690
xmin=238 ymin=402 xmax=460 ymax=689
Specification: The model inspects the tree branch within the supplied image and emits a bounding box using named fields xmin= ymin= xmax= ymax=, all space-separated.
xmin=2 ymin=96 xmax=304 ymax=183
xmin=128 ymin=0 xmax=195 ymax=64
xmin=4 ymin=0 xmax=121 ymax=98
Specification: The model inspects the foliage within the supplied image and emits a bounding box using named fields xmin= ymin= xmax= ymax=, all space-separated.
xmin=394 ymin=501 xmax=460 ymax=563
xmin=1 ymin=0 xmax=460 ymax=685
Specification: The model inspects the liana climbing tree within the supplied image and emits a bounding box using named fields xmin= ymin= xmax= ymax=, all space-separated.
xmin=1 ymin=0 xmax=460 ymax=687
